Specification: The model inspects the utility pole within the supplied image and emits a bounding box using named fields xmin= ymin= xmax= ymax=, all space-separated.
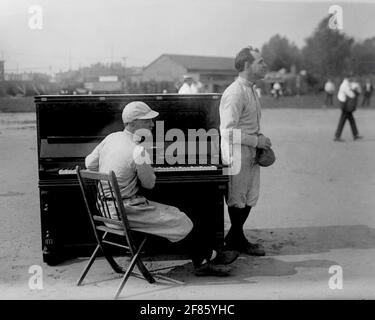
xmin=121 ymin=56 xmax=127 ymax=80
xmin=0 ymin=51 xmax=4 ymax=81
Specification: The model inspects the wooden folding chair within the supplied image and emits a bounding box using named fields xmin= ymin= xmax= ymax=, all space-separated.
xmin=75 ymin=166 xmax=184 ymax=299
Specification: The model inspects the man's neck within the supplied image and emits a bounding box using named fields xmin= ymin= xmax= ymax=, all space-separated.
xmin=238 ymin=73 xmax=256 ymax=84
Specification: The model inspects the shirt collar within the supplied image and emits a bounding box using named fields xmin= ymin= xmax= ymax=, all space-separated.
xmin=123 ymin=128 xmax=143 ymax=143
xmin=237 ymin=76 xmax=255 ymax=88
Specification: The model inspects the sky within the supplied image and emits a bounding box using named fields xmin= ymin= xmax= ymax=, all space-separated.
xmin=1 ymin=0 xmax=375 ymax=73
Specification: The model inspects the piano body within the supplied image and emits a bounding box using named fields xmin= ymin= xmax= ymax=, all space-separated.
xmin=36 ymin=93 xmax=228 ymax=265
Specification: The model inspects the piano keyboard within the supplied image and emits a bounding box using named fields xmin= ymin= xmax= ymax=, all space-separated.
xmin=58 ymin=168 xmax=76 ymax=175
xmin=154 ymin=165 xmax=217 ymax=172
xmin=58 ymin=165 xmax=218 ymax=175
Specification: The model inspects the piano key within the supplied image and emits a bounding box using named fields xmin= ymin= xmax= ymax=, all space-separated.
xmin=58 ymin=168 xmax=76 ymax=175
xmin=153 ymin=165 xmax=217 ymax=172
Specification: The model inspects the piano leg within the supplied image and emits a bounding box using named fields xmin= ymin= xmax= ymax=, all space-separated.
xmin=40 ymin=190 xmax=61 ymax=265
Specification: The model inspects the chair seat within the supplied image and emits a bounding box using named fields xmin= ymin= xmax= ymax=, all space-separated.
xmin=96 ymin=225 xmax=126 ymax=236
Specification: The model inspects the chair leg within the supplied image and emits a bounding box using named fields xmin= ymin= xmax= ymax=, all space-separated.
xmin=152 ymin=274 xmax=185 ymax=285
xmin=101 ymin=232 xmax=124 ymax=274
xmin=134 ymin=237 xmax=156 ymax=284
xmin=114 ymin=250 xmax=142 ymax=299
xmin=77 ymin=244 xmax=100 ymax=286
xmin=114 ymin=239 xmax=155 ymax=299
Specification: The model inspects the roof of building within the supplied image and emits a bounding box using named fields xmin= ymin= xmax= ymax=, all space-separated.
xmin=148 ymin=54 xmax=236 ymax=72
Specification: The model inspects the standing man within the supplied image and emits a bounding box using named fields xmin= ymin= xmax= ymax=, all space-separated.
xmin=362 ymin=79 xmax=373 ymax=107
xmin=272 ymin=82 xmax=282 ymax=99
xmin=324 ymin=79 xmax=336 ymax=106
xmin=219 ymin=46 xmax=271 ymax=256
xmin=334 ymin=77 xmax=363 ymax=141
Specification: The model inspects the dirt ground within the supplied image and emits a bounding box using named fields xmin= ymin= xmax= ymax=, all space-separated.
xmin=1 ymin=108 xmax=375 ymax=300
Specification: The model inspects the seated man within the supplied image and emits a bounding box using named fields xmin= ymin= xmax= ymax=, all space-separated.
xmin=85 ymin=101 xmax=238 ymax=276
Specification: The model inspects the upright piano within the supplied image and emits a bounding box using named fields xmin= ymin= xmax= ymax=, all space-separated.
xmin=36 ymin=94 xmax=228 ymax=265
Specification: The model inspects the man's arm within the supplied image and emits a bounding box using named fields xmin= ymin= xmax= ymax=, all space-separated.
xmin=220 ymin=93 xmax=259 ymax=147
xmin=134 ymin=146 xmax=155 ymax=189
xmin=344 ymin=81 xmax=355 ymax=99
xmin=85 ymin=143 xmax=101 ymax=171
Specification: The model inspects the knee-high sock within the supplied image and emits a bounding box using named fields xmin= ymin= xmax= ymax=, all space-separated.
xmin=226 ymin=206 xmax=251 ymax=244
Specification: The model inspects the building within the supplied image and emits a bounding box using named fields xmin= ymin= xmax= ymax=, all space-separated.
xmin=56 ymin=63 xmax=128 ymax=94
xmin=141 ymin=54 xmax=237 ymax=92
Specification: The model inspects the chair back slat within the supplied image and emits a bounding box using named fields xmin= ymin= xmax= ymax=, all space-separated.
xmin=107 ymin=181 xmax=121 ymax=220
xmin=97 ymin=180 xmax=111 ymax=219
xmin=109 ymin=171 xmax=132 ymax=229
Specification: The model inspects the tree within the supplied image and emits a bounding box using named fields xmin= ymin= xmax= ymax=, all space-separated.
xmin=352 ymin=37 xmax=375 ymax=76
xmin=301 ymin=15 xmax=354 ymax=82
xmin=261 ymin=34 xmax=301 ymax=72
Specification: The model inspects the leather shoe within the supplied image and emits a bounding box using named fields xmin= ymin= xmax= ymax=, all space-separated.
xmin=194 ymin=263 xmax=231 ymax=277
xmin=239 ymin=242 xmax=266 ymax=256
xmin=354 ymin=135 xmax=363 ymax=140
xmin=210 ymin=250 xmax=239 ymax=265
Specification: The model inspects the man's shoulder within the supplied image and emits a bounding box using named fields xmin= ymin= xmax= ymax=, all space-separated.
xmin=104 ymin=131 xmax=122 ymax=140
xmin=103 ymin=131 xmax=132 ymax=145
xmin=222 ymin=80 xmax=243 ymax=96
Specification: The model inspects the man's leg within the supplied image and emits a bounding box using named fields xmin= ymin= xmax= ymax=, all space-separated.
xmin=225 ymin=206 xmax=250 ymax=245
xmin=334 ymin=109 xmax=347 ymax=140
xmin=347 ymin=112 xmax=361 ymax=139
xmin=179 ymin=223 xmax=238 ymax=276
xmin=225 ymin=206 xmax=265 ymax=256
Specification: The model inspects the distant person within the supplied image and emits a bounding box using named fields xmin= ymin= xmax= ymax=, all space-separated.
xmin=271 ymin=82 xmax=282 ymax=99
xmin=296 ymin=75 xmax=301 ymax=96
xmin=362 ymin=79 xmax=373 ymax=107
xmin=324 ymin=79 xmax=335 ymax=106
xmin=334 ymin=77 xmax=363 ymax=142
xmin=178 ymin=75 xmax=199 ymax=94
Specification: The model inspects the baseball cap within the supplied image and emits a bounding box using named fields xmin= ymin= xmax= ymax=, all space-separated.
xmin=183 ymin=74 xmax=193 ymax=80
xmin=122 ymin=101 xmax=159 ymax=123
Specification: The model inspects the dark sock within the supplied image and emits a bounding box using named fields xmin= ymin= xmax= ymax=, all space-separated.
xmin=226 ymin=206 xmax=251 ymax=245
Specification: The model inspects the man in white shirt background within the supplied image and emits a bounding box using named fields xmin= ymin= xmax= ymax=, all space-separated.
xmin=362 ymin=79 xmax=373 ymax=107
xmin=334 ymin=76 xmax=363 ymax=142
xmin=324 ymin=79 xmax=335 ymax=106
xmin=178 ymin=75 xmax=199 ymax=94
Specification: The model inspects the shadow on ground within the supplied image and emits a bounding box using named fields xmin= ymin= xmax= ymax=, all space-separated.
xmin=250 ymin=224 xmax=375 ymax=256
xmin=51 ymin=224 xmax=375 ymax=298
